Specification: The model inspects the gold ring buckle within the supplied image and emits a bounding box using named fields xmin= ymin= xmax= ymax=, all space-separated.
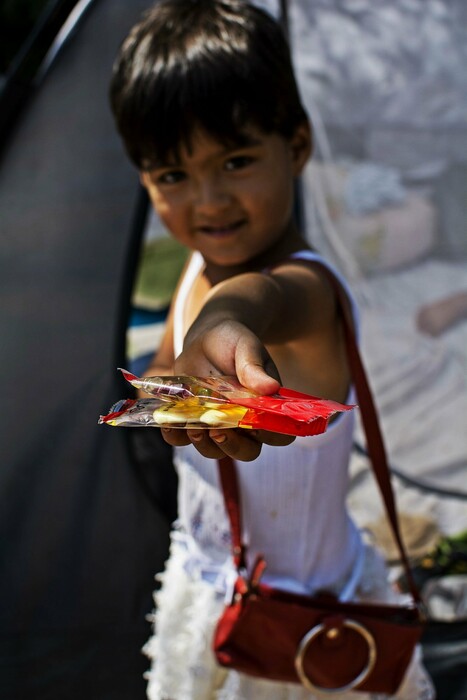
xmin=294 ymin=619 xmax=377 ymax=694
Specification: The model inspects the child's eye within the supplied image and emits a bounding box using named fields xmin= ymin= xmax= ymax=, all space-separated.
xmin=157 ymin=170 xmax=186 ymax=185
xmin=224 ymin=155 xmax=254 ymax=172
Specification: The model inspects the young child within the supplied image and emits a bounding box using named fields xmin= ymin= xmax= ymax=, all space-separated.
xmin=110 ymin=2 xmax=434 ymax=698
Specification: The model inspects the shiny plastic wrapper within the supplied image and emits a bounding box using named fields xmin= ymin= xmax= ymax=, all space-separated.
xmin=98 ymin=370 xmax=355 ymax=437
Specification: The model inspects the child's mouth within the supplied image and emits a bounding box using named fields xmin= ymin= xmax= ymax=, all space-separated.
xmin=198 ymin=219 xmax=246 ymax=237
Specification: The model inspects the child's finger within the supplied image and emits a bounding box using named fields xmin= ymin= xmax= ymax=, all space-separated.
xmin=186 ymin=430 xmax=226 ymax=459
xmin=160 ymin=427 xmax=191 ymax=447
xmin=234 ymin=335 xmax=281 ymax=395
xmin=209 ymin=429 xmax=263 ymax=462
xmin=253 ymin=430 xmax=296 ymax=447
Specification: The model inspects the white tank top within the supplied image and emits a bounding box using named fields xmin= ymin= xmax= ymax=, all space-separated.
xmin=173 ymin=251 xmax=363 ymax=598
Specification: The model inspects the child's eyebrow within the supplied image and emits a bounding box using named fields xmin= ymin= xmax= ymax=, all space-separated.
xmin=215 ymin=136 xmax=264 ymax=158
xmin=229 ymin=135 xmax=262 ymax=150
xmin=150 ymin=157 xmax=181 ymax=170
xmin=148 ymin=135 xmax=263 ymax=171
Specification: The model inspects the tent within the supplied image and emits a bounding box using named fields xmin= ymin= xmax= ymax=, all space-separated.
xmin=1 ymin=0 xmax=466 ymax=698
xmin=0 ymin=1 xmax=176 ymax=697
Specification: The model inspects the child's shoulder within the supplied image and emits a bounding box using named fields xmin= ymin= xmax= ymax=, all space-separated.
xmin=268 ymin=248 xmax=339 ymax=306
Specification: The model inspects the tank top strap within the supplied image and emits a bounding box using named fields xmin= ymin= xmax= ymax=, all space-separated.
xmin=286 ymin=250 xmax=360 ymax=337
xmin=173 ymin=252 xmax=205 ymax=358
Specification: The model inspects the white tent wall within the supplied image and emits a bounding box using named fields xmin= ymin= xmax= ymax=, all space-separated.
xmin=267 ymin=1 xmax=467 ymax=525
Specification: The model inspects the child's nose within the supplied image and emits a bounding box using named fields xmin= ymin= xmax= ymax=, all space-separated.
xmin=193 ymin=176 xmax=230 ymax=213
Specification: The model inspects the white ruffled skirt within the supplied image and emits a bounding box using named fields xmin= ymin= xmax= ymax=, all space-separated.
xmin=144 ymin=534 xmax=435 ymax=700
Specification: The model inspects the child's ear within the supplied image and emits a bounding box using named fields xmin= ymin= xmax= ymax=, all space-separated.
xmin=290 ymin=121 xmax=312 ymax=176
xmin=139 ymin=171 xmax=149 ymax=189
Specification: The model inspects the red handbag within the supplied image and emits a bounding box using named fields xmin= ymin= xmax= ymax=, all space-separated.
xmin=213 ymin=263 xmax=426 ymax=695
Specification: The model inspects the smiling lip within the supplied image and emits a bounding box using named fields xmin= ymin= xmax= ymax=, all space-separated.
xmin=198 ymin=219 xmax=246 ymax=237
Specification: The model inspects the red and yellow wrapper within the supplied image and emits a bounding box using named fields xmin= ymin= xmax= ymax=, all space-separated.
xmin=98 ymin=369 xmax=355 ymax=437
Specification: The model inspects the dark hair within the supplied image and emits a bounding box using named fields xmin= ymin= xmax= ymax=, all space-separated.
xmin=109 ymin=0 xmax=309 ymax=170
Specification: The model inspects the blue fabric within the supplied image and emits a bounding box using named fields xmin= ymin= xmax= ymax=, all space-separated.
xmin=130 ymin=307 xmax=168 ymax=327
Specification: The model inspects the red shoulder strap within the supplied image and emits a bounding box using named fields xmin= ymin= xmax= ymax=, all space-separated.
xmin=217 ymin=260 xmax=422 ymax=604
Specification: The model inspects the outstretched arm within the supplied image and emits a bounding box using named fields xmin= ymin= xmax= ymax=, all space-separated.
xmin=178 ymin=271 xmax=288 ymax=388
xmin=161 ymin=265 xmax=334 ymax=461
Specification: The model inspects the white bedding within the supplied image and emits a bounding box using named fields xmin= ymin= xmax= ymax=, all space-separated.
xmin=355 ymin=259 xmax=467 ymax=483
xmin=346 ymin=258 xmax=467 ymax=538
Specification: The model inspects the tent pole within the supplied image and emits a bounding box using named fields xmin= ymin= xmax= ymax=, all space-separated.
xmin=278 ymin=0 xmax=289 ymax=37
xmin=277 ymin=0 xmax=305 ymax=233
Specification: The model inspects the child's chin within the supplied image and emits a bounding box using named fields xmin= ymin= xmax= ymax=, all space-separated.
xmin=207 ymin=243 xmax=274 ymax=269
xmin=203 ymin=251 xmax=252 ymax=268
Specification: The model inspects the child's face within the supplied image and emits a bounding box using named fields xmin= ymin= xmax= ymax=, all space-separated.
xmin=140 ymin=125 xmax=310 ymax=268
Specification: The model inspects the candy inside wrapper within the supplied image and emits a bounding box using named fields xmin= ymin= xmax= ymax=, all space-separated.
xmin=98 ymin=369 xmax=356 ymax=437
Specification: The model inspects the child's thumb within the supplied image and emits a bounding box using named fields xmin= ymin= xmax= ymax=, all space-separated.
xmin=235 ymin=337 xmax=281 ymax=395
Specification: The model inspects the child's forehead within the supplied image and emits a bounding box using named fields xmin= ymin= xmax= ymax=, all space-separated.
xmin=154 ymin=125 xmax=265 ymax=166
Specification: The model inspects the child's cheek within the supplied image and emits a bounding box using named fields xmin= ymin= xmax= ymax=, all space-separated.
xmin=149 ymin=192 xmax=172 ymax=221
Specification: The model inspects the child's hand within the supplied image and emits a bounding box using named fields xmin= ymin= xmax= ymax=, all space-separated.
xmin=160 ymin=425 xmax=295 ymax=462
xmin=180 ymin=319 xmax=281 ymax=390
xmin=160 ymin=319 xmax=294 ymax=460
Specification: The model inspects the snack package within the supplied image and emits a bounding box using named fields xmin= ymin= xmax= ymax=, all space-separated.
xmin=118 ymin=368 xmax=259 ymax=402
xmin=98 ymin=370 xmax=356 ymax=437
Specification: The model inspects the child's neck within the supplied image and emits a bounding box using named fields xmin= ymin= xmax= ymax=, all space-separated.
xmin=202 ymin=221 xmax=310 ymax=286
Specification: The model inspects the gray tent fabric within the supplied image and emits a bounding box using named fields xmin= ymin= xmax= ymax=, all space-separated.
xmin=0 ymin=1 xmax=174 ymax=697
